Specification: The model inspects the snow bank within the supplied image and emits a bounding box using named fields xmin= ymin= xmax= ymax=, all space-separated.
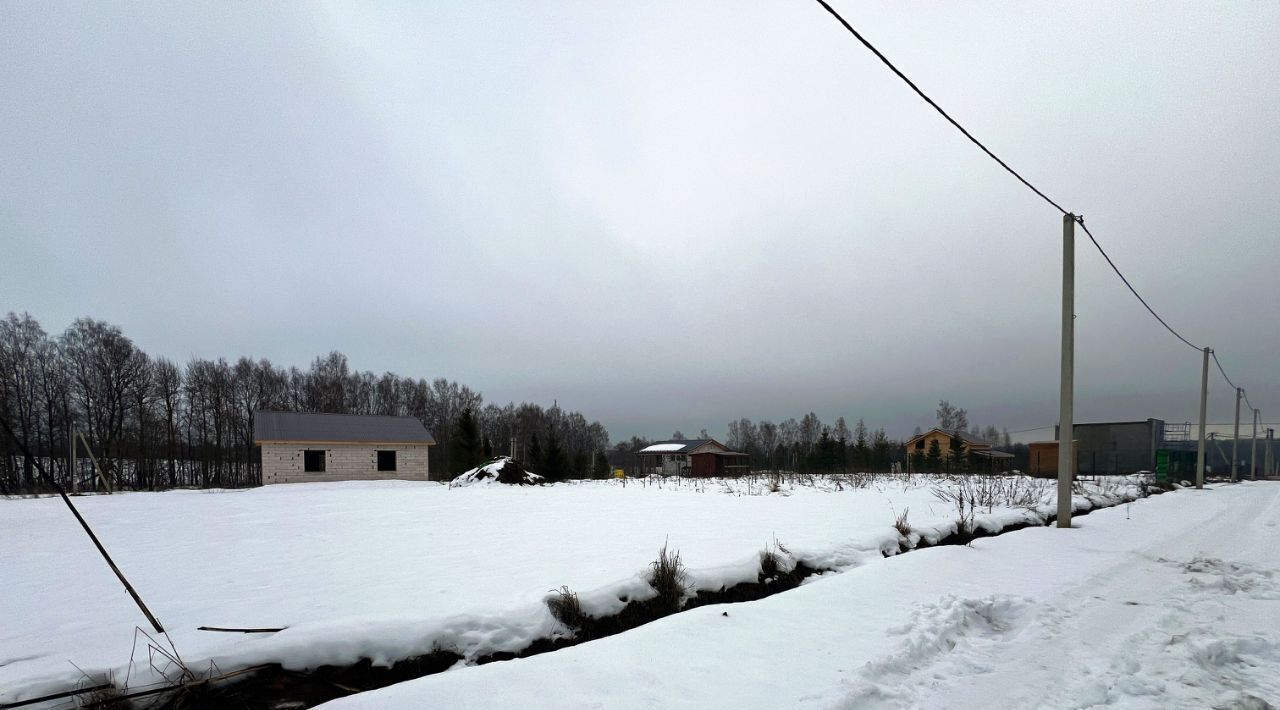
xmin=448 ymin=456 xmax=544 ymax=487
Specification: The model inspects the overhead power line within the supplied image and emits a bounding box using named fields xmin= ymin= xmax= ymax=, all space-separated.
xmin=811 ymin=0 xmax=1069 ymax=216
xmin=1211 ymin=350 xmax=1238 ymax=390
xmin=1075 ymin=220 xmax=1201 ymax=352
xmin=811 ymin=0 xmax=1267 ymax=405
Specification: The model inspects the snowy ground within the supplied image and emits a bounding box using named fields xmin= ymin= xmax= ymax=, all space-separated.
xmin=0 ymin=474 xmax=1138 ymax=705
xmin=321 ymin=482 xmax=1280 ymax=710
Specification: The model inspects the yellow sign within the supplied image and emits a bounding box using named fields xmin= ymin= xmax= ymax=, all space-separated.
xmin=614 ymin=468 xmax=626 ymax=479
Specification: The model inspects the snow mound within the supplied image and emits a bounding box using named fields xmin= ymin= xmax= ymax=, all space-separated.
xmin=450 ymin=457 xmax=545 ymax=487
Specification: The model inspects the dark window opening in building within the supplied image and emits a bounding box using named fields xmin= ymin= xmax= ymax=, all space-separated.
xmin=377 ymin=450 xmax=397 ymax=472
xmin=304 ymin=450 xmax=325 ymax=473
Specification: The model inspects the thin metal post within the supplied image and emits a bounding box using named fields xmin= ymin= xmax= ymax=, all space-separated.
xmin=1252 ymin=409 xmax=1259 ymax=480
xmin=1231 ymin=388 xmax=1241 ymax=482
xmin=1195 ymin=347 xmax=1209 ymax=489
xmin=0 ymin=415 xmax=166 ymax=634
xmin=1057 ymin=213 xmax=1075 ymax=528
xmin=69 ymin=422 xmax=77 ymax=494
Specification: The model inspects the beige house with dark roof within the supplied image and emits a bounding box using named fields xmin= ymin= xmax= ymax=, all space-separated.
xmin=904 ymin=427 xmax=1013 ymax=472
xmin=254 ymin=411 xmax=436 ymax=485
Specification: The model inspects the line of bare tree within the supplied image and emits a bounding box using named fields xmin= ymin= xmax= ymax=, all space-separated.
xmin=0 ymin=313 xmax=609 ymax=493
xmin=608 ymin=401 xmax=1022 ymax=475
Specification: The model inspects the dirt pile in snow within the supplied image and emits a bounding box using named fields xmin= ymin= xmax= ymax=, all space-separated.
xmin=450 ymin=457 xmax=545 ymax=487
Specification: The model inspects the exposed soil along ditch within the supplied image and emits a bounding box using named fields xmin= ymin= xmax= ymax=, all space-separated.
xmin=73 ymin=486 xmax=1164 ymax=710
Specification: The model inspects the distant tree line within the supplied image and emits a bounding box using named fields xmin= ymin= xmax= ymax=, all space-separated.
xmin=608 ymin=400 xmax=1025 ymax=475
xmin=607 ymin=414 xmax=900 ymax=474
xmin=0 ymin=313 xmax=610 ymax=493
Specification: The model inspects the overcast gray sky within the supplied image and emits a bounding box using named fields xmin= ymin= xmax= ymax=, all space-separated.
xmin=2 ymin=1 xmax=1277 ymax=442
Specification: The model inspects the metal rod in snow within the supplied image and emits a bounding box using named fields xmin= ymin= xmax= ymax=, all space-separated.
xmin=69 ymin=419 xmax=77 ymax=494
xmin=1057 ymin=213 xmax=1075 ymax=528
xmin=0 ymin=415 xmax=166 ymax=634
xmin=1196 ymin=347 xmax=1210 ymax=490
xmin=1232 ymin=388 xmax=1242 ymax=482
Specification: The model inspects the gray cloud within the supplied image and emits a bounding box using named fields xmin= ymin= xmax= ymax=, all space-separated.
xmin=2 ymin=1 xmax=1277 ymax=441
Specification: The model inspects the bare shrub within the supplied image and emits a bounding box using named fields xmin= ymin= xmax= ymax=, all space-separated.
xmin=648 ymin=541 xmax=688 ymax=612
xmin=759 ymin=539 xmax=790 ymax=581
xmin=76 ymin=671 xmax=121 ymax=708
xmin=760 ymin=548 xmax=780 ymax=580
xmin=932 ymin=481 xmax=977 ymax=533
xmin=893 ymin=507 xmax=912 ymax=537
xmin=545 ymin=585 xmax=588 ymax=632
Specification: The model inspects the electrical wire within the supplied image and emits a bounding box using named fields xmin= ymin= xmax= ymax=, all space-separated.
xmin=812 ymin=0 xmax=1269 ymax=412
xmin=1004 ymin=425 xmax=1054 ymax=435
xmin=1074 ymin=220 xmax=1202 ymax=352
xmin=811 ymin=0 xmax=1069 ymax=216
xmin=1211 ymin=350 xmax=1238 ymax=390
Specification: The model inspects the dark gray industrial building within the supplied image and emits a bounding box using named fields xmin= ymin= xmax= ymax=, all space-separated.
xmin=1054 ymin=419 xmax=1166 ymax=475
xmin=1053 ymin=418 xmax=1267 ymax=476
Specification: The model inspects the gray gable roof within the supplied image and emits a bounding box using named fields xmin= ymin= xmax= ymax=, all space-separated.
xmin=254 ymin=411 xmax=435 ymax=444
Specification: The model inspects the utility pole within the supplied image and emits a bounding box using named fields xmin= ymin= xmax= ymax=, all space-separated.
xmin=1195 ymin=347 xmax=1210 ymax=489
xmin=1252 ymin=409 xmax=1260 ymax=481
xmin=1232 ymin=388 xmax=1242 ymax=482
xmin=1057 ymin=213 xmax=1075 ymax=528
xmin=1268 ymin=428 xmax=1275 ymax=478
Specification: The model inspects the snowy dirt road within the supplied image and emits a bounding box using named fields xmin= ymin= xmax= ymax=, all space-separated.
xmin=843 ymin=484 xmax=1280 ymax=709
xmin=322 ymin=483 xmax=1280 ymax=710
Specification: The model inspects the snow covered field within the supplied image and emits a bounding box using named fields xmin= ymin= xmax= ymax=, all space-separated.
xmin=0 ymin=474 xmax=1141 ymax=705
xmin=323 ymin=482 xmax=1280 ymax=710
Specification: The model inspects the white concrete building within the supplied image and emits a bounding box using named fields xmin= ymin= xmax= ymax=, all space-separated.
xmin=254 ymin=411 xmax=435 ymax=485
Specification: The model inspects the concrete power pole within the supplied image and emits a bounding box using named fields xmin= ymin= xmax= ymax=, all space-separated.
xmin=1268 ymin=428 xmax=1275 ymax=478
xmin=1195 ymin=347 xmax=1210 ymax=489
xmin=1232 ymin=388 xmax=1242 ymax=482
xmin=1252 ymin=409 xmax=1260 ymax=481
xmin=1057 ymin=213 xmax=1075 ymax=528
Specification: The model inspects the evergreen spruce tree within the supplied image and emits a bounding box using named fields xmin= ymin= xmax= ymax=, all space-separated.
xmin=872 ymin=428 xmax=892 ymax=471
xmin=571 ymin=450 xmax=589 ymax=479
xmin=592 ymin=448 xmax=610 ymax=478
xmin=817 ymin=429 xmax=836 ymax=472
xmin=527 ymin=432 xmax=542 ymax=471
xmin=926 ymin=438 xmax=943 ymax=472
xmin=948 ymin=432 xmax=968 ymax=474
xmin=853 ymin=419 xmax=871 ymax=471
xmin=542 ymin=428 xmax=567 ymax=482
xmin=837 ymin=431 xmax=849 ymax=473
xmin=910 ymin=451 xmax=926 ymax=473
xmin=453 ymin=406 xmax=482 ymax=472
